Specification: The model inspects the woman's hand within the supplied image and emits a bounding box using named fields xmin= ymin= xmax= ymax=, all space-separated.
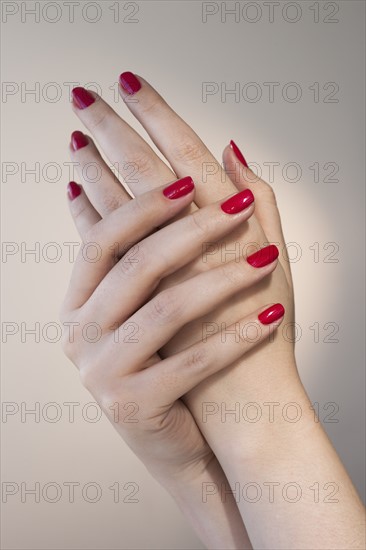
xmin=67 ymin=75 xmax=365 ymax=550
xmin=66 ymin=73 xmax=364 ymax=549
xmin=69 ymin=74 xmax=294 ymax=391
xmin=69 ymin=74 xmax=295 ymax=455
xmin=60 ymin=178 xmax=283 ymax=549
xmin=61 ymin=177 xmax=282 ymax=473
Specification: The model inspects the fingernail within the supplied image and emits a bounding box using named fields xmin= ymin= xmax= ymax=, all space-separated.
xmin=71 ymin=131 xmax=88 ymax=151
xmin=67 ymin=181 xmax=82 ymax=201
xmin=247 ymin=245 xmax=279 ymax=268
xmin=119 ymin=72 xmax=141 ymax=95
xmin=230 ymin=140 xmax=248 ymax=168
xmin=163 ymin=176 xmax=195 ymax=200
xmin=258 ymin=303 xmax=285 ymax=325
xmin=221 ymin=189 xmax=254 ymax=214
xmin=72 ymin=87 xmax=95 ymax=110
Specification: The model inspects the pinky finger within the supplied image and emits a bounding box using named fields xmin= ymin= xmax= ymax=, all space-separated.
xmin=137 ymin=303 xmax=285 ymax=406
xmin=67 ymin=181 xmax=101 ymax=239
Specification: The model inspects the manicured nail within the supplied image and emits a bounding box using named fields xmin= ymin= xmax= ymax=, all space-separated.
xmin=163 ymin=176 xmax=195 ymax=200
xmin=221 ymin=189 xmax=254 ymax=214
xmin=71 ymin=131 xmax=88 ymax=151
xmin=247 ymin=245 xmax=279 ymax=268
xmin=72 ymin=87 xmax=95 ymax=109
xmin=119 ymin=72 xmax=141 ymax=95
xmin=258 ymin=303 xmax=285 ymax=325
xmin=67 ymin=181 xmax=82 ymax=201
xmin=230 ymin=140 xmax=248 ymax=168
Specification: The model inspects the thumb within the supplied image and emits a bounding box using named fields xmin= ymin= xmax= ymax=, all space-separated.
xmin=223 ymin=140 xmax=293 ymax=287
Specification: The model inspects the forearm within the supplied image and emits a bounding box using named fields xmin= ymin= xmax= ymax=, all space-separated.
xmin=187 ymin=355 xmax=365 ymax=549
xmin=152 ymin=458 xmax=252 ymax=550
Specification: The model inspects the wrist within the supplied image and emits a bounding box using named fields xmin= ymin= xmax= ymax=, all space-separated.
xmin=187 ymin=353 xmax=308 ymax=459
xmin=151 ymin=456 xmax=252 ymax=550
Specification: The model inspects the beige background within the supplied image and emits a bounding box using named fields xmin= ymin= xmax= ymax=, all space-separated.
xmin=1 ymin=1 xmax=365 ymax=548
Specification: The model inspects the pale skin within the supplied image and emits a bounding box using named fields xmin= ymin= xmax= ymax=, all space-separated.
xmin=61 ymin=74 xmax=366 ymax=549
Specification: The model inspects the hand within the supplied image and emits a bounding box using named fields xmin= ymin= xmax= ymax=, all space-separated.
xmin=60 ymin=177 xmax=283 ymax=548
xmin=67 ymin=75 xmax=365 ymax=550
xmin=61 ymin=176 xmax=283 ymax=474
xmin=69 ymin=75 xmax=294 ymax=451
xmin=61 ymin=177 xmax=283 ymax=473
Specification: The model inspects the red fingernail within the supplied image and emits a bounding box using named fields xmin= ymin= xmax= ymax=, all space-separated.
xmin=67 ymin=181 xmax=82 ymax=201
xmin=230 ymin=140 xmax=248 ymax=168
xmin=72 ymin=87 xmax=95 ymax=110
xmin=247 ymin=245 xmax=279 ymax=268
xmin=71 ymin=131 xmax=88 ymax=151
xmin=258 ymin=303 xmax=285 ymax=325
xmin=119 ymin=72 xmax=141 ymax=95
xmin=221 ymin=189 xmax=254 ymax=214
xmin=163 ymin=176 xmax=195 ymax=200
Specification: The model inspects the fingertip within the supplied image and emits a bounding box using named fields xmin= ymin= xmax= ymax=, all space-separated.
xmin=119 ymin=71 xmax=142 ymax=96
xmin=70 ymin=131 xmax=89 ymax=152
xmin=162 ymin=176 xmax=195 ymax=200
xmin=71 ymin=87 xmax=98 ymax=110
xmin=67 ymin=181 xmax=82 ymax=201
xmin=229 ymin=139 xmax=249 ymax=168
xmin=258 ymin=303 xmax=285 ymax=325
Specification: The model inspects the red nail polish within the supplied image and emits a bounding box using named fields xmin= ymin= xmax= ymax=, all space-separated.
xmin=221 ymin=189 xmax=254 ymax=214
xmin=119 ymin=72 xmax=141 ymax=95
xmin=71 ymin=131 xmax=88 ymax=151
xmin=247 ymin=245 xmax=279 ymax=268
xmin=72 ymin=87 xmax=95 ymax=109
xmin=163 ymin=176 xmax=195 ymax=200
xmin=67 ymin=181 xmax=82 ymax=201
xmin=258 ymin=303 xmax=285 ymax=325
xmin=230 ymin=140 xmax=248 ymax=168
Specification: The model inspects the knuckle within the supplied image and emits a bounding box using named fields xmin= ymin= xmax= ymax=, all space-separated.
xmin=126 ymin=152 xmax=156 ymax=178
xmin=78 ymin=358 xmax=103 ymax=395
xmin=147 ymin=289 xmax=183 ymax=325
xmin=87 ymin=107 xmax=109 ymax=133
xmin=61 ymin=322 xmax=82 ymax=360
xmin=183 ymin=347 xmax=211 ymax=373
xmin=61 ymin=334 xmax=73 ymax=359
xmin=189 ymin=211 xmax=210 ymax=237
xmin=78 ymin=366 xmax=95 ymax=393
xmin=171 ymin=138 xmax=208 ymax=164
xmin=139 ymin=95 xmax=164 ymax=116
xmin=100 ymin=192 xmax=126 ymax=213
xmin=98 ymin=381 xmax=138 ymax=425
xmin=116 ymin=243 xmax=146 ymax=278
xmin=61 ymin=330 xmax=75 ymax=360
xmin=71 ymin=197 xmax=89 ymax=225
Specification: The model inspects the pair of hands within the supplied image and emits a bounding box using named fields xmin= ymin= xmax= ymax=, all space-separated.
xmin=61 ymin=72 xmax=293 ymax=482
xmin=60 ymin=73 xmax=366 ymax=550
xmin=60 ymin=72 xmax=314 ymax=549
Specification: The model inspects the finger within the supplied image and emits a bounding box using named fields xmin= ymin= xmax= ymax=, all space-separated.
xmin=67 ymin=181 xmax=101 ymax=238
xmin=69 ymin=130 xmax=131 ymax=216
xmin=102 ymin=244 xmax=279 ymax=375
xmin=80 ymin=189 xmax=256 ymax=329
xmin=134 ymin=303 xmax=285 ymax=406
xmin=62 ymin=177 xmax=196 ymax=313
xmin=118 ymin=72 xmax=237 ymax=204
xmin=223 ymin=141 xmax=293 ymax=287
xmin=71 ymin=87 xmax=176 ymax=196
